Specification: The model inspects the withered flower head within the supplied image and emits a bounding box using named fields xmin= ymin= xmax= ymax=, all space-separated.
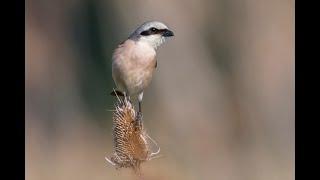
xmin=105 ymin=97 xmax=160 ymax=173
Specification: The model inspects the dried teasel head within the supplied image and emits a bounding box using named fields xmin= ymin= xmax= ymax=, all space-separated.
xmin=105 ymin=95 xmax=160 ymax=173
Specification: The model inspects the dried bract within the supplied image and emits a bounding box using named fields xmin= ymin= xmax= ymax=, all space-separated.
xmin=105 ymin=97 xmax=160 ymax=173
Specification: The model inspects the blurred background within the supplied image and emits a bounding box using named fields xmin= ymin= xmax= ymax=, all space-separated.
xmin=26 ymin=0 xmax=294 ymax=179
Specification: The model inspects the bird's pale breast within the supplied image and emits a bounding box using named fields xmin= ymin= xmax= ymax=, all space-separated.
xmin=112 ymin=39 xmax=156 ymax=96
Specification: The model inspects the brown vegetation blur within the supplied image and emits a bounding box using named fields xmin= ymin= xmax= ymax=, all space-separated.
xmin=26 ymin=0 xmax=294 ymax=179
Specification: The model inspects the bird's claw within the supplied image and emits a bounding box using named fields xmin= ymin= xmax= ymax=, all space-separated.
xmin=136 ymin=111 xmax=143 ymax=121
xmin=135 ymin=111 xmax=143 ymax=129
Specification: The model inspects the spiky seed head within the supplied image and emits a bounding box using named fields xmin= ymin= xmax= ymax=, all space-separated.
xmin=106 ymin=97 xmax=160 ymax=173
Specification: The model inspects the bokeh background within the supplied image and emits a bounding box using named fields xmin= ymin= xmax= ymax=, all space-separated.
xmin=26 ymin=0 xmax=294 ymax=179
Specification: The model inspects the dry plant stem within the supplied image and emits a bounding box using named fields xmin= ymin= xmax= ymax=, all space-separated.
xmin=105 ymin=93 xmax=161 ymax=176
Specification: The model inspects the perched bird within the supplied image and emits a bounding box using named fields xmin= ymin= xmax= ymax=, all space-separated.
xmin=111 ymin=21 xmax=174 ymax=118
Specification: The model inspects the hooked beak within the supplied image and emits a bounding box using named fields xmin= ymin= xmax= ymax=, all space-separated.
xmin=162 ymin=29 xmax=174 ymax=37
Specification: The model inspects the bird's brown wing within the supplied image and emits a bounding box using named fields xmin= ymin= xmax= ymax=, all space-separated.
xmin=155 ymin=60 xmax=157 ymax=68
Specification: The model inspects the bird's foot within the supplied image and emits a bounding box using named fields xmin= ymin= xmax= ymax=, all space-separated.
xmin=135 ymin=111 xmax=143 ymax=128
xmin=136 ymin=111 xmax=143 ymax=121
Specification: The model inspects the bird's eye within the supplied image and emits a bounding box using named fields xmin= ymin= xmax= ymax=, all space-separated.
xmin=151 ymin=28 xmax=157 ymax=32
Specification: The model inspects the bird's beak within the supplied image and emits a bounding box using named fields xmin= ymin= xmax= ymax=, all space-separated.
xmin=162 ymin=29 xmax=174 ymax=37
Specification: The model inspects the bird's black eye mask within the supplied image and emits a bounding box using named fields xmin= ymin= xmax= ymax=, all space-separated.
xmin=140 ymin=27 xmax=167 ymax=36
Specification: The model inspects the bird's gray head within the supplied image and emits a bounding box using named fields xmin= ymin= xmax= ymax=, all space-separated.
xmin=129 ymin=21 xmax=174 ymax=49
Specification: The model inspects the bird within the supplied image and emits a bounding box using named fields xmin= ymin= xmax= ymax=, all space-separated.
xmin=110 ymin=21 xmax=174 ymax=119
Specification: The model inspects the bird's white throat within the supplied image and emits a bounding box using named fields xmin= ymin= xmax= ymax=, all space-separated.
xmin=139 ymin=35 xmax=166 ymax=50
